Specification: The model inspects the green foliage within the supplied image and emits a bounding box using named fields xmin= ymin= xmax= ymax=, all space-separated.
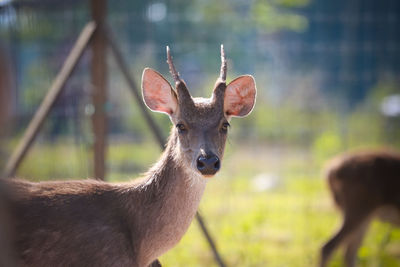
xmin=273 ymin=0 xmax=311 ymax=7
xmin=231 ymin=78 xmax=400 ymax=153
xmin=312 ymin=131 xmax=342 ymax=166
xmin=192 ymin=0 xmax=309 ymax=34
xmin=340 ymin=80 xmax=400 ymax=149
xmin=252 ymin=0 xmax=309 ymax=33
xmin=20 ymin=62 xmax=52 ymax=112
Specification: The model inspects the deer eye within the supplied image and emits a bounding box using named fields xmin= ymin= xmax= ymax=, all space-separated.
xmin=176 ymin=123 xmax=187 ymax=133
xmin=221 ymin=122 xmax=230 ymax=133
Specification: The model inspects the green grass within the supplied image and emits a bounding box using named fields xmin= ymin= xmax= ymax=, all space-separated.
xmin=9 ymin=139 xmax=160 ymax=181
xmin=159 ymin=144 xmax=400 ymax=267
xmin=3 ymin=140 xmax=399 ymax=266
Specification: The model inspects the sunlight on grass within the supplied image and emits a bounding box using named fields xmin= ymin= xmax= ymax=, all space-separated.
xmin=159 ymin=144 xmax=400 ymax=267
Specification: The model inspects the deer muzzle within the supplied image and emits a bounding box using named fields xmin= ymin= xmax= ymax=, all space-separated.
xmin=196 ymin=153 xmax=220 ymax=177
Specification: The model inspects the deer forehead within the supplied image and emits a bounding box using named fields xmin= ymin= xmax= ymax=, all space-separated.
xmin=178 ymin=97 xmax=224 ymax=125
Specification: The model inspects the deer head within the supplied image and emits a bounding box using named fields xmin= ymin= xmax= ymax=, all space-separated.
xmin=141 ymin=45 xmax=256 ymax=177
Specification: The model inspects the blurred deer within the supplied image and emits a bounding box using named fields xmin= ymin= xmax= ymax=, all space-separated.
xmin=320 ymin=150 xmax=400 ymax=267
xmin=0 ymin=182 xmax=16 ymax=267
xmin=1 ymin=45 xmax=256 ymax=267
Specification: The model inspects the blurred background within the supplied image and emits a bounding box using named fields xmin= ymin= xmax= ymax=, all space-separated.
xmin=0 ymin=0 xmax=399 ymax=266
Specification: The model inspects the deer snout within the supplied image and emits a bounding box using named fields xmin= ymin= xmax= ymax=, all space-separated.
xmin=196 ymin=154 xmax=220 ymax=176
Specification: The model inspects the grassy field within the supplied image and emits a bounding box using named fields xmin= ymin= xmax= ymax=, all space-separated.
xmin=4 ymin=140 xmax=400 ymax=267
xmin=159 ymin=144 xmax=400 ymax=267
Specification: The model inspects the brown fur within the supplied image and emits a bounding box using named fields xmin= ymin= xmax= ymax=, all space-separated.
xmin=2 ymin=129 xmax=206 ymax=267
xmin=0 ymin=182 xmax=17 ymax=266
xmin=320 ymin=149 xmax=400 ymax=267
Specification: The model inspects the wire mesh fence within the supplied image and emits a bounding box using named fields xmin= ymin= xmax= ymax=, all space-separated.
xmin=0 ymin=0 xmax=399 ymax=266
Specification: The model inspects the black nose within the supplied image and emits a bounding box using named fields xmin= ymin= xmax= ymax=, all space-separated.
xmin=196 ymin=154 xmax=220 ymax=176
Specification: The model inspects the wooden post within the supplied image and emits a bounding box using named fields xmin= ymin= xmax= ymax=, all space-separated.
xmin=91 ymin=0 xmax=108 ymax=180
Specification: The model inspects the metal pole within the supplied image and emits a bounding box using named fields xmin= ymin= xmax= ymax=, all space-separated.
xmin=3 ymin=22 xmax=96 ymax=178
xmin=90 ymin=0 xmax=108 ymax=181
xmin=105 ymin=27 xmax=166 ymax=147
xmin=196 ymin=212 xmax=227 ymax=267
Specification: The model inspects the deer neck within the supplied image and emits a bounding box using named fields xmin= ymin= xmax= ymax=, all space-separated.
xmin=134 ymin=129 xmax=207 ymax=265
xmin=142 ymin=127 xmax=207 ymax=194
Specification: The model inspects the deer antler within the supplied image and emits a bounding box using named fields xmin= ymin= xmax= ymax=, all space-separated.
xmin=220 ymin=44 xmax=227 ymax=82
xmin=166 ymin=46 xmax=193 ymax=105
xmin=212 ymin=44 xmax=228 ymax=109
xmin=166 ymin=46 xmax=181 ymax=84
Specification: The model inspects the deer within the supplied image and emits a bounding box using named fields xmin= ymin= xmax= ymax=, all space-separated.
xmin=0 ymin=182 xmax=16 ymax=267
xmin=320 ymin=149 xmax=400 ymax=267
xmin=1 ymin=45 xmax=256 ymax=267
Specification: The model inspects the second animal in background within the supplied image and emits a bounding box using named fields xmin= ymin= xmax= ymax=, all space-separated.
xmin=320 ymin=150 xmax=400 ymax=267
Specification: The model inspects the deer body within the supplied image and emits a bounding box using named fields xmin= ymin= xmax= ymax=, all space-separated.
xmin=3 ymin=46 xmax=256 ymax=267
xmin=4 ymin=132 xmax=205 ymax=267
xmin=320 ymin=150 xmax=400 ymax=267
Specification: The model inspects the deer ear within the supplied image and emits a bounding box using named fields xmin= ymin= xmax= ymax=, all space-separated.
xmin=224 ymin=75 xmax=256 ymax=117
xmin=142 ymin=68 xmax=178 ymax=115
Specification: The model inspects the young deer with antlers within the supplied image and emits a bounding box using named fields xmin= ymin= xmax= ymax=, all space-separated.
xmin=2 ymin=46 xmax=256 ymax=267
xmin=320 ymin=150 xmax=400 ymax=267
